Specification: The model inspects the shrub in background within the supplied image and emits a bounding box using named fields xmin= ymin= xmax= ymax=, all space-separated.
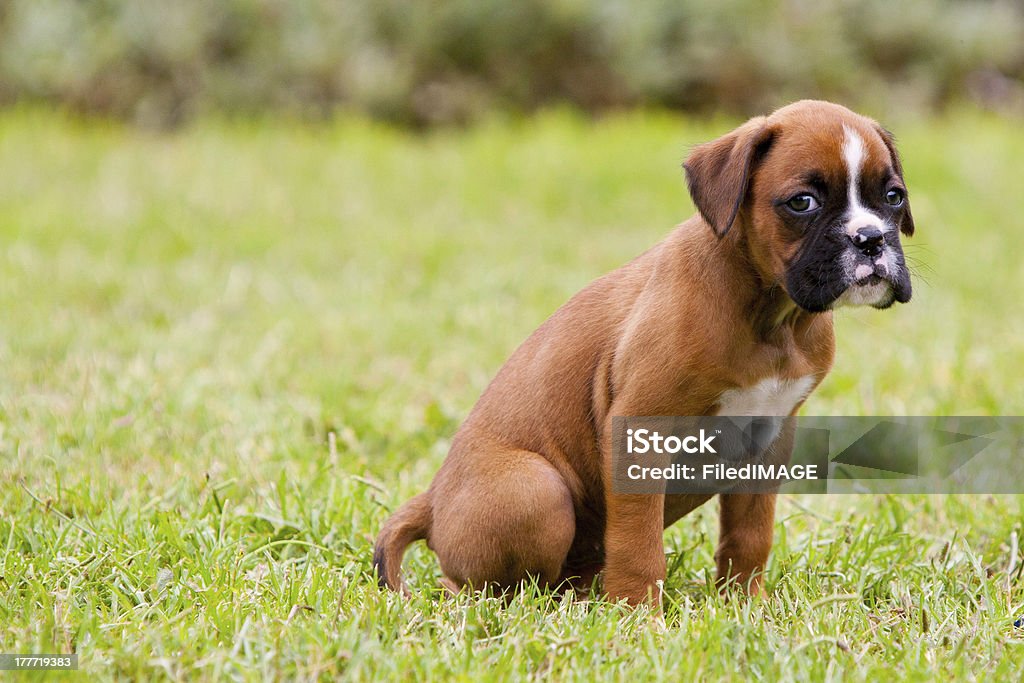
xmin=0 ymin=0 xmax=1021 ymax=127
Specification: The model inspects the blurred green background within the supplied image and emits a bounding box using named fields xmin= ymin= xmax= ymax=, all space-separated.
xmin=1 ymin=0 xmax=1022 ymax=128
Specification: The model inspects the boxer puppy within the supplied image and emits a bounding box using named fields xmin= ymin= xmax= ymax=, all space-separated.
xmin=374 ymin=100 xmax=914 ymax=605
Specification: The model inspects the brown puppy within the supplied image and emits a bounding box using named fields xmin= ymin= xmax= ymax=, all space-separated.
xmin=374 ymin=100 xmax=914 ymax=605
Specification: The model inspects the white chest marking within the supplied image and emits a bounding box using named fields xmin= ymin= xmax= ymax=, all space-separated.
xmin=715 ymin=376 xmax=815 ymax=417
xmin=841 ymin=125 xmax=889 ymax=237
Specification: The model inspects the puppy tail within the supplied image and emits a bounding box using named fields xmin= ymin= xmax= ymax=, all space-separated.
xmin=373 ymin=492 xmax=432 ymax=595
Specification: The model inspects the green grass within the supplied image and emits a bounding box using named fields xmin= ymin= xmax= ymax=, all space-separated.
xmin=1 ymin=107 xmax=1022 ymax=680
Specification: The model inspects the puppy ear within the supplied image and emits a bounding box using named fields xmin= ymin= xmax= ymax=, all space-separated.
xmin=875 ymin=125 xmax=915 ymax=237
xmin=684 ymin=117 xmax=774 ymax=238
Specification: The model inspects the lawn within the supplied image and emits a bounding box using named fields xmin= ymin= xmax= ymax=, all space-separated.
xmin=1 ymin=107 xmax=1022 ymax=680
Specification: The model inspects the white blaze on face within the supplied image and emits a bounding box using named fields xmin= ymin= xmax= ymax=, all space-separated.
xmin=841 ymin=125 xmax=888 ymax=238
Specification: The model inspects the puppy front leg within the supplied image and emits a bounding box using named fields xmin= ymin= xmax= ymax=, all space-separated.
xmin=599 ymin=403 xmax=669 ymax=606
xmin=603 ymin=491 xmax=666 ymax=606
xmin=715 ymin=415 xmax=798 ymax=594
xmin=715 ymin=492 xmax=776 ymax=595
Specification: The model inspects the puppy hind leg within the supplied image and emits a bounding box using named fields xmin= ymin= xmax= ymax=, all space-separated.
xmin=431 ymin=451 xmax=575 ymax=593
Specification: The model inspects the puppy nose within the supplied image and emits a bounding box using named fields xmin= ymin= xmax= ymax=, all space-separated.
xmin=851 ymin=226 xmax=884 ymax=256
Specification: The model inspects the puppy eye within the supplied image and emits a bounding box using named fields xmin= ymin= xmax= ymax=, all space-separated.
xmin=785 ymin=194 xmax=819 ymax=213
xmin=885 ymin=188 xmax=905 ymax=206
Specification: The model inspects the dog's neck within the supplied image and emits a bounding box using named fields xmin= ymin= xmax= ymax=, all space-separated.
xmin=749 ymin=285 xmax=807 ymax=341
xmin=706 ymin=226 xmax=820 ymax=343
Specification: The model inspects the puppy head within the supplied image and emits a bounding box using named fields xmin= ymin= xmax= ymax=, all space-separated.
xmin=685 ymin=100 xmax=914 ymax=312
